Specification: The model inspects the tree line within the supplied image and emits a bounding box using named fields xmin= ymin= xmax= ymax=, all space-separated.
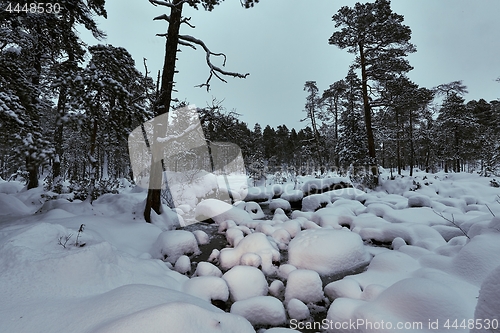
xmin=1 ymin=0 xmax=499 ymax=222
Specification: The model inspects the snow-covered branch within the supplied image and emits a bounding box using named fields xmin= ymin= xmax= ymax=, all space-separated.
xmin=178 ymin=34 xmax=249 ymax=91
xmin=156 ymin=121 xmax=201 ymax=144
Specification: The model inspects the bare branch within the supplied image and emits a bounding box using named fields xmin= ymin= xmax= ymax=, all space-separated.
xmin=433 ymin=210 xmax=470 ymax=239
xmin=149 ymin=0 xmax=187 ymax=8
xmin=153 ymin=14 xmax=170 ymax=21
xmin=179 ymin=34 xmax=249 ymax=91
xmin=181 ymin=17 xmax=195 ymax=28
xmin=485 ymin=204 xmax=496 ymax=217
xmin=178 ymin=39 xmax=196 ymax=49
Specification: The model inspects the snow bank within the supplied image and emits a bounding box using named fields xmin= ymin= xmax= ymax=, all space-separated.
xmin=231 ymin=296 xmax=287 ymax=326
xmin=472 ymin=265 xmax=500 ymax=332
xmin=94 ymin=301 xmax=254 ymax=333
xmin=0 ymin=193 xmax=32 ymax=215
xmin=288 ymin=229 xmax=370 ymax=275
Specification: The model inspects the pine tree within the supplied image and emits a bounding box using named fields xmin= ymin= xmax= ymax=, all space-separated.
xmin=329 ymin=0 xmax=416 ymax=184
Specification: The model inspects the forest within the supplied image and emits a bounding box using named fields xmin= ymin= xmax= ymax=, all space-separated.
xmin=2 ymin=1 xmax=500 ymax=332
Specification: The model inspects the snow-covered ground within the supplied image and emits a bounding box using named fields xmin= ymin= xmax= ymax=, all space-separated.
xmin=0 ymin=170 xmax=499 ymax=333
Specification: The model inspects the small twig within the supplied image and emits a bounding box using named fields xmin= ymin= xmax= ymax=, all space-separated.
xmin=485 ymin=204 xmax=496 ymax=217
xmin=433 ymin=210 xmax=470 ymax=239
xmin=58 ymin=234 xmax=73 ymax=248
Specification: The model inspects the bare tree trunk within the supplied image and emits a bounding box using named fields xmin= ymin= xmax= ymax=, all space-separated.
xmin=144 ymin=0 xmax=184 ymax=222
xmin=359 ymin=44 xmax=378 ymax=184
xmin=86 ymin=118 xmax=99 ymax=203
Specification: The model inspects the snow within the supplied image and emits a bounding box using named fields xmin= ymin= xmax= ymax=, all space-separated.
xmin=472 ymin=265 xmax=500 ymax=332
xmin=286 ymin=298 xmax=310 ymax=320
xmin=269 ymin=198 xmax=291 ymax=212
xmin=222 ymin=265 xmax=268 ymax=302
xmin=230 ymin=296 xmax=287 ymax=326
xmin=284 ymin=269 xmax=324 ymax=304
xmin=182 ymin=276 xmax=229 ymax=302
xmin=1 ymin=170 xmax=500 ymax=332
xmin=288 ymin=228 xmax=370 ymax=275
xmin=150 ymin=230 xmax=200 ymax=263
xmin=195 ymin=198 xmax=253 ymax=224
xmin=219 ymin=232 xmax=280 ymax=274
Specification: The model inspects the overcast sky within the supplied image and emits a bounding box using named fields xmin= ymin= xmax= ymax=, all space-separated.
xmin=79 ymin=0 xmax=500 ymax=130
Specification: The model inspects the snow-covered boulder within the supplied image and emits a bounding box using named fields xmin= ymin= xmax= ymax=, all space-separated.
xmin=407 ymin=194 xmax=432 ymax=208
xmin=301 ymin=177 xmax=352 ymax=196
xmin=301 ymin=194 xmax=331 ymax=212
xmin=195 ymin=199 xmax=253 ymax=224
xmin=244 ymin=187 xmax=272 ymax=202
xmin=182 ymin=276 xmax=229 ymax=303
xmin=150 ymin=230 xmax=200 ymax=263
xmin=285 ymin=269 xmax=324 ymax=304
xmin=288 ymin=229 xmax=370 ymax=275
xmin=174 ymin=255 xmax=191 ymax=274
xmin=219 ymin=232 xmax=280 ymax=274
xmin=324 ymin=278 xmax=362 ymax=301
xmin=287 ymin=298 xmax=310 ymax=320
xmin=222 ymin=265 xmax=268 ymax=302
xmin=230 ymin=296 xmax=287 ymax=326
xmin=193 ymin=261 xmax=223 ymax=277
xmin=269 ymin=198 xmax=291 ymax=212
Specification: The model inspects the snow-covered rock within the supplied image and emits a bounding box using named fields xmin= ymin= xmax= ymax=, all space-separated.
xmin=182 ymin=276 xmax=229 ymax=303
xmin=222 ymin=265 xmax=268 ymax=302
xmin=230 ymin=296 xmax=287 ymax=326
xmin=195 ymin=199 xmax=253 ymax=224
xmin=193 ymin=261 xmax=223 ymax=277
xmin=219 ymin=232 xmax=280 ymax=274
xmin=150 ymin=230 xmax=200 ymax=264
xmin=174 ymin=255 xmax=191 ymax=274
xmin=285 ymin=269 xmax=324 ymax=304
xmin=269 ymin=198 xmax=291 ymax=212
xmin=301 ymin=193 xmax=330 ymax=212
xmin=288 ymin=229 xmax=370 ymax=275
xmin=287 ymin=298 xmax=310 ymax=320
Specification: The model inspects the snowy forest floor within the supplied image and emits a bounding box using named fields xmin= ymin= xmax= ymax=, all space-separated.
xmin=0 ymin=170 xmax=500 ymax=333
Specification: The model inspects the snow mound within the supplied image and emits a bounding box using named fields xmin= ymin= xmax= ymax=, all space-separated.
xmin=301 ymin=193 xmax=330 ymax=212
xmin=94 ymin=301 xmax=254 ymax=333
xmin=0 ymin=193 xmax=32 ymax=215
xmin=280 ymin=190 xmax=303 ymax=203
xmin=193 ymin=261 xmax=223 ymax=277
xmin=0 ymin=180 xmax=23 ymax=194
xmin=230 ymin=296 xmax=287 ymax=326
xmin=324 ymin=278 xmax=362 ymax=300
xmin=219 ymin=232 xmax=280 ymax=274
xmin=407 ymin=194 xmax=432 ymax=208
xmin=288 ymin=229 xmax=370 ymax=275
xmin=269 ymin=198 xmax=291 ymax=212
xmin=472 ymin=265 xmax=500 ymax=332
xmin=451 ymin=233 xmax=500 ymax=286
xmin=182 ymin=276 xmax=229 ymax=302
xmin=222 ymin=265 xmax=268 ymax=302
xmin=195 ymin=198 xmax=253 ymax=224
xmin=287 ymin=298 xmax=310 ymax=320
xmin=301 ymin=177 xmax=352 ymax=195
xmin=285 ymin=269 xmax=324 ymax=304
xmin=245 ymin=186 xmax=272 ymax=202
xmin=150 ymin=230 xmax=200 ymax=263
xmin=328 ymin=278 xmax=472 ymax=333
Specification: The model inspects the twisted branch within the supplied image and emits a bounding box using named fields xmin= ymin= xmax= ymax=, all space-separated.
xmin=178 ymin=34 xmax=249 ymax=91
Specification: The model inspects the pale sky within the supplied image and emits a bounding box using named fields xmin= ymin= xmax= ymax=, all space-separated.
xmin=79 ymin=0 xmax=500 ymax=129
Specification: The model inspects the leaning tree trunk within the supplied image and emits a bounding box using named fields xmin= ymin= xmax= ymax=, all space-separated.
xmin=144 ymin=0 xmax=184 ymax=223
xmin=359 ymin=43 xmax=378 ymax=185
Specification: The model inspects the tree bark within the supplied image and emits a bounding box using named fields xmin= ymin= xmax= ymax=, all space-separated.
xmin=359 ymin=43 xmax=378 ymax=184
xmin=144 ymin=0 xmax=184 ymax=222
